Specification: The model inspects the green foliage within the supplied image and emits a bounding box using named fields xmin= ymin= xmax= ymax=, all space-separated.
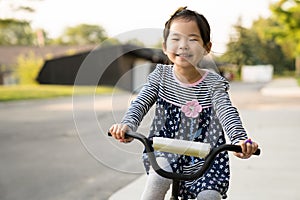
xmin=0 ymin=19 xmax=35 ymax=45
xmin=15 ymin=52 xmax=43 ymax=85
xmin=152 ymin=39 xmax=163 ymax=49
xmin=220 ymin=15 xmax=294 ymax=75
xmin=0 ymin=85 xmax=114 ymax=101
xmin=221 ymin=24 xmax=261 ymax=66
xmin=100 ymin=37 xmax=122 ymax=47
xmin=219 ymin=1 xmax=300 ymax=75
xmin=57 ymin=24 xmax=108 ymax=45
xmin=252 ymin=17 xmax=294 ymax=73
xmin=270 ymin=0 xmax=300 ymax=57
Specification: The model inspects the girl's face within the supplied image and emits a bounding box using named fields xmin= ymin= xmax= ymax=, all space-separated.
xmin=163 ymin=19 xmax=210 ymax=68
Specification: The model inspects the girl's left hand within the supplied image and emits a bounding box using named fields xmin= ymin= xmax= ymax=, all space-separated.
xmin=234 ymin=139 xmax=259 ymax=159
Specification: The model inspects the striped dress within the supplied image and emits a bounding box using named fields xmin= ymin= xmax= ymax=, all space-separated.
xmin=121 ymin=64 xmax=247 ymax=199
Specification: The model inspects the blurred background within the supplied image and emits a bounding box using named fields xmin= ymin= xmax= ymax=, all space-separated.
xmin=0 ymin=0 xmax=300 ymax=199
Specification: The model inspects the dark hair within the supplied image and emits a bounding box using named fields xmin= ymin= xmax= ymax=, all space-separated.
xmin=163 ymin=7 xmax=211 ymax=46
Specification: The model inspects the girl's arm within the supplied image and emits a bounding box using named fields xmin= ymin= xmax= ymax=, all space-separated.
xmin=110 ymin=65 xmax=162 ymax=142
xmin=121 ymin=66 xmax=161 ymax=131
xmin=211 ymin=77 xmax=258 ymax=158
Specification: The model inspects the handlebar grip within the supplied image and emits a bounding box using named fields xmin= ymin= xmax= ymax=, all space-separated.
xmin=107 ymin=132 xmax=130 ymax=139
xmin=254 ymin=148 xmax=260 ymax=155
xmin=226 ymin=144 xmax=260 ymax=156
xmin=153 ymin=137 xmax=211 ymax=158
xmin=107 ymin=132 xmax=128 ymax=137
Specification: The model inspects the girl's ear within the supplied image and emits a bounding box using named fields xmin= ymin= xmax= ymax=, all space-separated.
xmin=162 ymin=42 xmax=167 ymax=54
xmin=204 ymin=42 xmax=212 ymax=55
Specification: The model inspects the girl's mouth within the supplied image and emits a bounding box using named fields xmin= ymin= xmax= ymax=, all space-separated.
xmin=175 ymin=53 xmax=192 ymax=58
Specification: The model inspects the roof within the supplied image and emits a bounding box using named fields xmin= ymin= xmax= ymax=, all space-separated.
xmin=43 ymin=44 xmax=167 ymax=64
xmin=0 ymin=45 xmax=97 ymax=68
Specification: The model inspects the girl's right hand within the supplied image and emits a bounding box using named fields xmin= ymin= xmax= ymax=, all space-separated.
xmin=109 ymin=124 xmax=133 ymax=143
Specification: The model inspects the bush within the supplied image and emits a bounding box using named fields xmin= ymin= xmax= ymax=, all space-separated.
xmin=15 ymin=51 xmax=43 ymax=85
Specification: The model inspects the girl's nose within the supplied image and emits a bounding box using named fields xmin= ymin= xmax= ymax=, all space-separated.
xmin=179 ymin=39 xmax=189 ymax=50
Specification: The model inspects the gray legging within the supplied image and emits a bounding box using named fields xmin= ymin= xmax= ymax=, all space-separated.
xmin=141 ymin=157 xmax=221 ymax=200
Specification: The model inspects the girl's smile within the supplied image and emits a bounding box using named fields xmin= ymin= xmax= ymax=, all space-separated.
xmin=175 ymin=52 xmax=193 ymax=57
xmin=163 ymin=19 xmax=207 ymax=68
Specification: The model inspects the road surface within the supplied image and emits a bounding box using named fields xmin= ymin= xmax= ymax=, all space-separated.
xmin=0 ymin=81 xmax=299 ymax=200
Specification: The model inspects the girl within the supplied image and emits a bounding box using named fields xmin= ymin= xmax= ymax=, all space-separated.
xmin=109 ymin=6 xmax=258 ymax=200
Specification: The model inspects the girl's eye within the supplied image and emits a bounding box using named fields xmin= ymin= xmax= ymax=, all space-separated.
xmin=189 ymin=38 xmax=199 ymax=41
xmin=171 ymin=38 xmax=179 ymax=41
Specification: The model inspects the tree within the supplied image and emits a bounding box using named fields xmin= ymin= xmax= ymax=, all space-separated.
xmin=0 ymin=19 xmax=35 ymax=45
xmin=220 ymin=17 xmax=293 ymax=74
xmin=100 ymin=37 xmax=122 ymax=47
xmin=0 ymin=0 xmax=47 ymax=46
xmin=270 ymin=0 xmax=300 ymax=76
xmin=56 ymin=24 xmax=108 ymax=45
xmin=220 ymin=19 xmax=264 ymax=69
xmin=251 ymin=17 xmax=294 ymax=73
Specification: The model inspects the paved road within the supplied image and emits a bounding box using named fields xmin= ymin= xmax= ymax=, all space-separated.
xmin=227 ymin=82 xmax=300 ymax=199
xmin=1 ymin=81 xmax=300 ymax=200
xmin=0 ymin=95 xmax=141 ymax=200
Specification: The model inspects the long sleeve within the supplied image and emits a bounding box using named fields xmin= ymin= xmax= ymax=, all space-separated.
xmin=211 ymin=77 xmax=247 ymax=144
xmin=121 ymin=65 xmax=161 ymax=131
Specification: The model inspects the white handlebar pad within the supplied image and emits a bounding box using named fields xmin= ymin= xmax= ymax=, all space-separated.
xmin=153 ymin=137 xmax=211 ymax=158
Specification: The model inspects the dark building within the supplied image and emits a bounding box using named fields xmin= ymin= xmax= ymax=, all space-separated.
xmin=37 ymin=44 xmax=167 ymax=91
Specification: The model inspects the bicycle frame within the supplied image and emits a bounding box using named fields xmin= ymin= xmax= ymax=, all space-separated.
xmin=108 ymin=131 xmax=260 ymax=200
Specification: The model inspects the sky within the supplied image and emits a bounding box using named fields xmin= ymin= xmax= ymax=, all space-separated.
xmin=0 ymin=0 xmax=278 ymax=54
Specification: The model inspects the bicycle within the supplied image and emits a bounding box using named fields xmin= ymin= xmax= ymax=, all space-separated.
xmin=108 ymin=131 xmax=260 ymax=200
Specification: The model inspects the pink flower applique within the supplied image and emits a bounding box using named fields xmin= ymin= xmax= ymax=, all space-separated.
xmin=181 ymin=99 xmax=202 ymax=118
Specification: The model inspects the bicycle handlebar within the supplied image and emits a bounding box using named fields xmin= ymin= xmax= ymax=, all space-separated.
xmin=108 ymin=131 xmax=260 ymax=181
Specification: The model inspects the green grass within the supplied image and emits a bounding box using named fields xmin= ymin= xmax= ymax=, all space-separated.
xmin=0 ymin=84 xmax=115 ymax=102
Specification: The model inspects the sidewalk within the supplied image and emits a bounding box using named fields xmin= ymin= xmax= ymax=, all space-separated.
xmin=260 ymin=77 xmax=300 ymax=97
xmin=108 ymin=78 xmax=300 ymax=200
